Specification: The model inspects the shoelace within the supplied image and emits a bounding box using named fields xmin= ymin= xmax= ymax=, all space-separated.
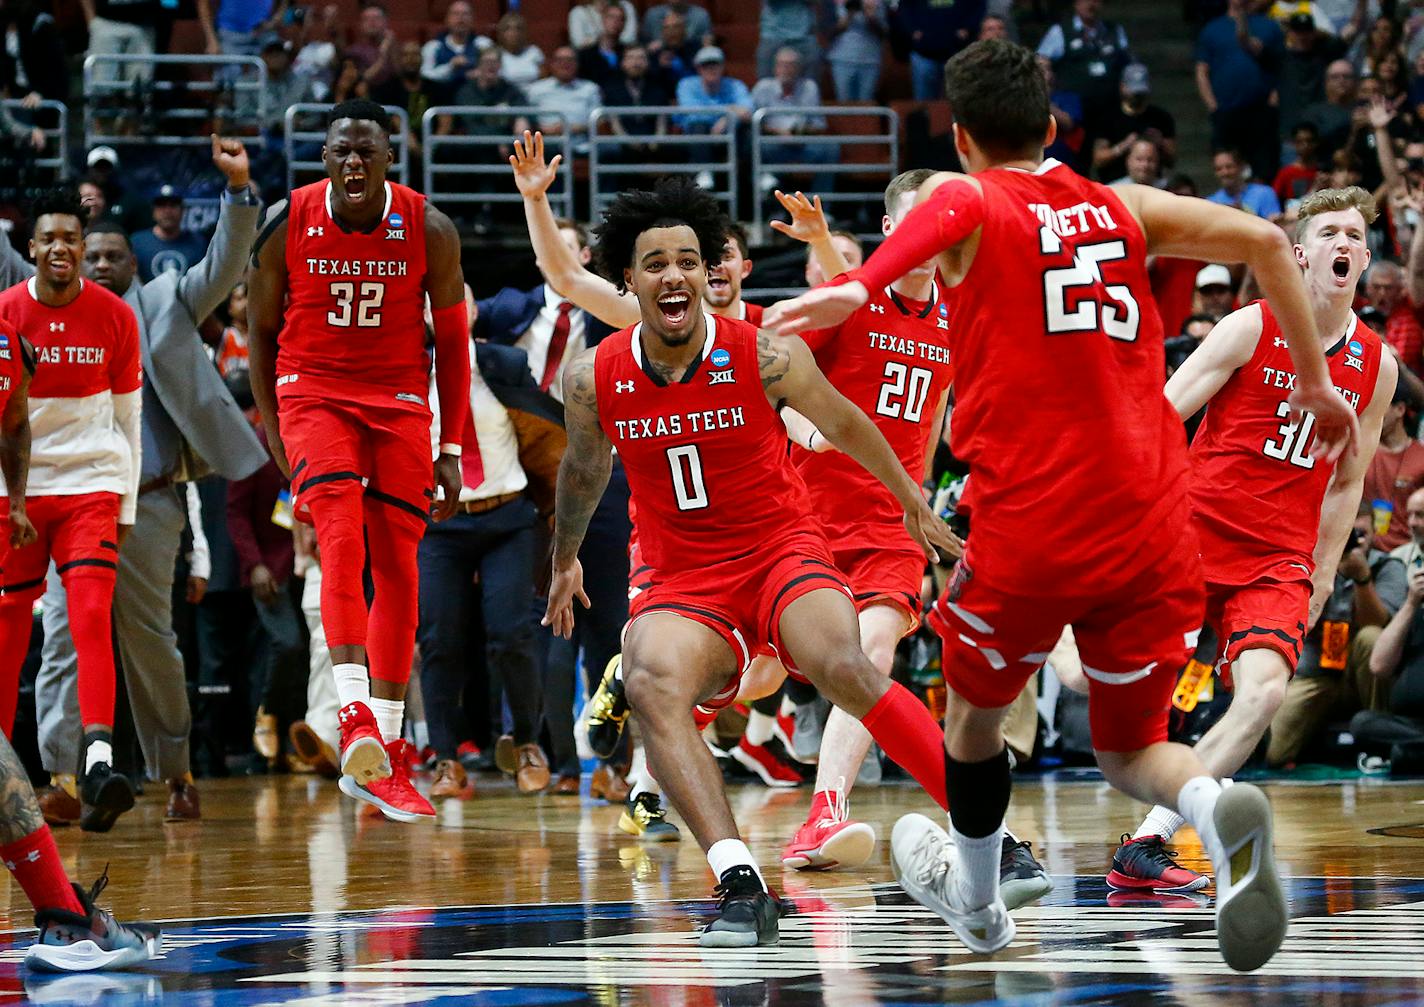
xmin=712 ymin=871 xmax=762 ymax=911
xmin=634 ymin=793 xmax=663 ymax=822
xmin=84 ymin=864 xmax=111 ymax=908
xmin=815 ymin=781 xmax=849 ymax=828
xmin=1125 ymin=834 xmax=1183 ymax=871
xmin=905 ymin=829 xmax=952 ymax=892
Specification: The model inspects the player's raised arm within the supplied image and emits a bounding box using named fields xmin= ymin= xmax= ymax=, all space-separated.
xmin=770 ymin=190 xmax=851 ymax=286
xmin=1164 ymin=303 xmax=1264 ymax=420
xmin=511 ymin=131 xmax=640 ymax=329
xmin=762 ymin=173 xmax=983 ymax=336
xmin=1122 ymin=183 xmax=1360 ymax=462
xmin=425 ymin=204 xmax=471 ymax=522
xmin=543 ymin=347 xmax=610 ymax=638
xmin=757 ymin=329 xmax=961 ymax=563
xmin=0 ymin=336 xmax=34 ymax=548
xmin=247 ymin=200 xmax=290 ymax=476
xmin=1309 ymin=351 xmax=1399 ymax=625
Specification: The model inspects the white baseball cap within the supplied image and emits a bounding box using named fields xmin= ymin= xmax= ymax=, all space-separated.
xmin=86 ymin=145 xmax=120 ymax=168
xmin=1195 ymin=264 xmax=1232 ymax=289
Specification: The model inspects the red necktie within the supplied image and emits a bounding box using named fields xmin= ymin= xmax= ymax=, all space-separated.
xmin=460 ymin=405 xmax=484 ymax=492
xmin=539 ymin=302 xmax=574 ymax=392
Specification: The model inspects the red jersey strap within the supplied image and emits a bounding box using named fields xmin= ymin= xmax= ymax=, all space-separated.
xmin=846 ymin=179 xmax=984 ymax=294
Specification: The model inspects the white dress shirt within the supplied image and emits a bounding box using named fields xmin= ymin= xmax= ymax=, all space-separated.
xmin=429 ymin=340 xmax=528 ymax=502
xmin=516 ymin=285 xmax=585 ymax=404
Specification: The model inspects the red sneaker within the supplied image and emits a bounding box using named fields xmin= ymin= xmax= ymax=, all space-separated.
xmin=730 ymin=738 xmax=803 ymax=788
xmin=338 ymin=701 xmax=390 ymax=785
xmin=1106 ymin=834 xmax=1209 ymax=893
xmin=339 ymin=740 xmax=436 ymax=823
xmin=772 ymin=711 xmax=796 ymax=754
xmin=781 ymin=791 xmax=876 ymax=870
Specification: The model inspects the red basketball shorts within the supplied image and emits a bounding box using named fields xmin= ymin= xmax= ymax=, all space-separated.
xmin=928 ymin=538 xmax=1205 ymax=753
xmin=278 ymin=380 xmax=434 ymax=523
xmin=626 ymin=530 xmax=851 ymax=711
xmin=0 ymin=493 xmax=120 ymax=603
xmin=1204 ymin=573 xmax=1310 ymax=688
xmin=833 ymin=542 xmax=925 ymax=633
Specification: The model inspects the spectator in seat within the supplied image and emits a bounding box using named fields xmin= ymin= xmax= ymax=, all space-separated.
xmin=1274 ymin=122 xmax=1323 ymax=205
xmin=0 ymin=0 xmax=68 ymax=105
xmin=1369 ymin=259 xmax=1424 ymax=374
xmin=1107 ymin=137 xmax=1163 ymax=187
xmin=456 ymin=47 xmax=529 ymax=134
xmin=826 ymin=0 xmax=886 ymax=103
xmin=570 ymin=0 xmax=638 ymax=50
xmin=1195 ymin=0 xmax=1285 ymax=184
xmin=758 ymin=0 xmax=819 ymax=78
xmin=1038 ymin=54 xmax=1087 ymax=175
xmin=675 ymin=46 xmax=754 ymax=186
xmin=1207 ymin=146 xmax=1283 ymax=218
xmin=978 ymin=12 xmax=1009 ymax=40
xmin=130 ymin=186 xmax=207 ymax=285
xmin=240 ymin=38 xmax=317 ymax=136
xmin=373 ymin=41 xmax=445 ymax=155
xmin=602 ymin=45 xmax=670 ymax=146
xmin=81 ymin=0 xmax=209 ymax=84
xmin=1091 ymin=62 xmax=1176 ymax=183
xmin=647 ymin=10 xmax=699 ymax=88
xmin=1268 ymin=501 xmax=1406 ymax=766
xmin=288 ymin=3 xmax=342 ymax=101
xmin=577 ymin=4 xmax=629 ymax=86
xmin=804 ymin=228 xmax=862 ymax=286
xmin=1038 ymin=0 xmax=1132 ymax=126
xmin=1193 ymin=263 xmax=1237 ymax=322
xmin=1355 ymin=545 xmax=1424 ymax=773
xmin=495 ymin=13 xmax=545 ymax=89
xmin=420 ymin=0 xmax=490 ymax=99
xmin=892 ymin=0 xmax=982 ymax=100
xmin=1278 ymin=11 xmax=1345 ymax=161
xmin=215 ymin=0 xmax=279 ymax=63
xmin=750 ymin=46 xmax=837 ymax=195
xmin=1302 ymin=58 xmax=1358 ymax=159
xmin=344 ymin=2 xmax=398 ymax=89
xmin=1367 ymin=386 xmax=1424 ymax=552
xmin=641 ymin=0 xmax=711 ymax=48
xmin=527 ymin=47 xmax=602 ymax=151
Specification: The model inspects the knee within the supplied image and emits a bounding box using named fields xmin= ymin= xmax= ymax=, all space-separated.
xmin=1234 ymin=666 xmax=1289 ymax=730
xmin=801 ymin=647 xmax=875 ymax=705
xmin=623 ymin=663 xmax=687 ymax=721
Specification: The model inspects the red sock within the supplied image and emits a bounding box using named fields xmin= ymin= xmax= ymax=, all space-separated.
xmin=65 ymin=571 xmax=117 ymax=731
xmin=2 ymin=826 xmax=84 ymax=916
xmin=0 ymin=600 xmax=31 ymax=737
xmin=860 ymin=682 xmax=948 ymax=810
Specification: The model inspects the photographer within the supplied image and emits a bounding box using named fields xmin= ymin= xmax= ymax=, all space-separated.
xmin=1356 ymin=549 xmax=1424 ymax=771
xmin=1268 ymin=501 xmax=1407 ymax=766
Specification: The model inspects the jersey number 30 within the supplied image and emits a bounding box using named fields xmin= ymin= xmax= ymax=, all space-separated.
xmin=1262 ymin=400 xmax=1317 ymax=470
xmin=667 ymin=444 xmax=709 ymax=511
xmin=327 ymin=281 xmax=385 ymax=327
xmin=1038 ymin=230 xmax=1140 ymax=342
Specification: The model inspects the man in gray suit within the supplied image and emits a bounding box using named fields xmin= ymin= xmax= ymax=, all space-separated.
xmin=30 ymin=138 xmax=267 ymax=824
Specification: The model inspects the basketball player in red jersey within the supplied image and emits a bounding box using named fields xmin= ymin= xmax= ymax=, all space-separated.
xmin=1107 ymin=187 xmax=1395 ymax=893
xmin=546 ymin=177 xmax=965 ymax=948
xmin=766 ymin=40 xmax=1360 ymax=970
xmin=0 ymin=188 xmax=142 ymax=834
xmin=247 ymin=100 xmax=472 ymax=823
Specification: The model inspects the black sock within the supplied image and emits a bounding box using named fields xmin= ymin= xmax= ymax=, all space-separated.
xmin=945 ymin=746 xmax=1011 ymax=840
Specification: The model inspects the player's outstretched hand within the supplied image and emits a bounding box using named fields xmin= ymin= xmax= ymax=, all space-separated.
xmin=510 ymin=130 xmax=561 ymax=199
xmin=7 ymin=506 xmax=35 ymax=549
xmin=211 ymin=134 xmax=251 ymax=188
xmin=543 ymin=560 xmax=590 ymax=639
xmin=769 ymin=190 xmax=830 ymax=246
xmin=763 ymin=280 xmax=869 ymax=337
xmin=432 ymin=452 xmax=462 ymax=522
xmin=904 ymin=502 xmax=963 ymax=566
xmin=1290 ymin=380 xmax=1360 ymax=464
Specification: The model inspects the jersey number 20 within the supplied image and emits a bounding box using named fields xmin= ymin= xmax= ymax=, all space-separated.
xmin=1262 ymin=400 xmax=1317 ymax=469
xmin=1038 ymin=230 xmax=1140 ymax=342
xmin=327 ymin=281 xmax=385 ymax=327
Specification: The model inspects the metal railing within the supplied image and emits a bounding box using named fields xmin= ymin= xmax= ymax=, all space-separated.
xmin=422 ymin=106 xmax=573 ymax=218
xmin=285 ymin=103 xmax=408 ymax=192
xmin=82 ymin=54 xmax=268 ymax=147
xmin=750 ymin=105 xmax=898 ymax=242
xmin=0 ymin=99 xmax=67 ymax=175
xmin=588 ymin=105 xmax=738 ymax=222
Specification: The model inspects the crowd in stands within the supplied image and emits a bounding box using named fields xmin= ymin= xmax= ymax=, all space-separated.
xmin=5 ymin=0 xmax=1424 ymax=829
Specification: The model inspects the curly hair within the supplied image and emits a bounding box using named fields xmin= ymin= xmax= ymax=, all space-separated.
xmin=327 ymin=98 xmax=392 ymax=138
xmin=30 ymin=186 xmax=88 ymax=229
xmin=593 ymin=176 xmax=729 ymax=291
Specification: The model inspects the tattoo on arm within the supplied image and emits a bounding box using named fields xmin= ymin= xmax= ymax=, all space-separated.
xmin=0 ymin=734 xmax=44 ymax=842
xmin=552 ymin=353 xmax=613 ymax=569
xmin=757 ymin=331 xmax=792 ymax=392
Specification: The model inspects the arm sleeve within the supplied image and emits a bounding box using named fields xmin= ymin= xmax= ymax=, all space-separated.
xmin=845 ymin=179 xmax=985 ymax=294
xmin=113 ymin=390 xmax=142 ymax=524
xmin=431 ymin=301 xmax=472 ymax=456
xmin=185 ymin=481 xmax=211 ymax=581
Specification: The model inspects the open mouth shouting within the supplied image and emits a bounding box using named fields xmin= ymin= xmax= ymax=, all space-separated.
xmin=1331 ymin=253 xmax=1352 ymax=284
xmin=657 ymin=290 xmax=693 ymax=327
xmin=342 ymin=171 xmax=368 ymax=204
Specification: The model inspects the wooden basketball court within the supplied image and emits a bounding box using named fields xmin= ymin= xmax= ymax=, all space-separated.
xmin=5 ymin=772 xmax=1423 ymax=1005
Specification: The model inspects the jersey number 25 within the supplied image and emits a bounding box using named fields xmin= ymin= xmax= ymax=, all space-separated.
xmin=1038 ymin=230 xmax=1140 ymax=342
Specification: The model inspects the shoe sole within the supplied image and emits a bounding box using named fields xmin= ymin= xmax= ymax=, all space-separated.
xmin=728 ymin=746 xmax=801 ymax=788
xmin=341 ymin=737 xmax=391 ymax=785
xmin=291 ymin=725 xmax=341 ymax=780
xmin=1001 ymin=873 xmax=1054 ymax=911
xmin=79 ymin=776 xmax=135 ymax=834
xmin=338 ymin=775 xmax=435 ymax=823
xmin=782 ymin=822 xmax=877 ymax=871
xmin=1213 ymin=784 xmax=1288 ymax=972
xmin=617 ymin=810 xmax=682 ymax=842
xmin=24 ymin=935 xmax=159 ymax=973
xmin=891 ymin=814 xmax=1016 ymax=955
xmin=1105 ymin=867 xmax=1210 ymax=894
xmin=698 ymin=921 xmax=779 ymax=948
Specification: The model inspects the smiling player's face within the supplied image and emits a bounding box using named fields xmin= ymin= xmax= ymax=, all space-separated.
xmin=627 ymin=225 xmax=707 ymax=347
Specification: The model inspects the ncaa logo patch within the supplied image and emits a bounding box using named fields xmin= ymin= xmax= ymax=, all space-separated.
xmin=388 ymin=213 xmax=404 ymax=228
xmin=1349 ymin=339 xmax=1364 ymax=356
xmin=938 ymin=303 xmax=948 ymax=317
xmin=710 ymin=348 xmax=731 ymax=368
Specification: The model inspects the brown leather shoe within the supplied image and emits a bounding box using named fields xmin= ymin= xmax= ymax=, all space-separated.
xmin=548 ymin=773 xmax=580 ymax=796
xmin=514 ymin=744 xmax=551 ymax=794
xmin=590 ymin=764 xmax=631 ymax=802
xmin=253 ymin=706 xmax=279 ymax=761
xmin=165 ymin=776 xmax=200 ymax=821
xmin=37 ymin=784 xmax=80 ymax=827
xmin=430 ymin=759 xmax=474 ymax=800
xmin=288 ymin=721 xmax=340 ymax=780
xmin=495 ymin=734 xmax=516 ymax=774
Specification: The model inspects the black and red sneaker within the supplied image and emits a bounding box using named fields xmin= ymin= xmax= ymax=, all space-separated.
xmin=1106 ymin=833 xmax=1209 ymax=893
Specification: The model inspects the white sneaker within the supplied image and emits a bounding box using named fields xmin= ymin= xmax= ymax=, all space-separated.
xmin=890 ymin=813 xmax=1015 ymax=954
xmin=1210 ymin=783 xmax=1288 ymax=972
xmin=695 ymin=170 xmax=714 ymax=189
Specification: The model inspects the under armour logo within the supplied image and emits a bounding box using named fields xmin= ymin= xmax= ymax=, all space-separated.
xmin=1274 ymin=336 xmax=1288 ymax=348
xmin=870 ymin=304 xmax=885 ymax=314
xmin=708 ymin=369 xmax=735 ymax=385
xmin=2 ymin=851 xmax=40 ymax=870
xmin=48 ymin=321 xmax=63 ymax=332
xmin=616 ymin=380 xmax=635 ymax=393
xmin=307 ymin=226 xmax=324 ymax=237
xmin=339 ymin=703 xmax=362 ymax=722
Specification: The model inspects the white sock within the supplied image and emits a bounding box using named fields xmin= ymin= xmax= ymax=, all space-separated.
xmin=951 ymin=824 xmax=1004 ymax=910
xmin=744 ymin=710 xmax=774 ymax=747
xmin=706 ymin=838 xmax=765 ymax=889
xmin=412 ymin=720 xmax=429 ymax=751
xmin=1133 ymin=806 xmax=1186 ymax=842
xmin=1176 ymin=776 xmax=1224 ymax=863
xmin=779 ymin=693 xmax=795 ymax=716
xmin=333 ymin=663 xmax=371 ymax=710
xmin=627 ymin=744 xmax=660 ymax=800
xmin=369 ymin=697 xmax=405 ymax=744
xmin=84 ymin=740 xmax=113 ymax=774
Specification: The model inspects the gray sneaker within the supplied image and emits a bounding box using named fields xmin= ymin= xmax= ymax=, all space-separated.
xmin=791 ymin=697 xmax=829 ymax=763
xmin=1211 ymin=783 xmax=1287 ymax=972
xmin=25 ymin=872 xmax=161 ymax=973
xmin=891 ymin=813 xmax=1014 ymax=954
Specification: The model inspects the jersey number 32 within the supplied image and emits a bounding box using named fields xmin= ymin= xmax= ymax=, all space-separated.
xmin=327 ymin=281 xmax=385 ymax=328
